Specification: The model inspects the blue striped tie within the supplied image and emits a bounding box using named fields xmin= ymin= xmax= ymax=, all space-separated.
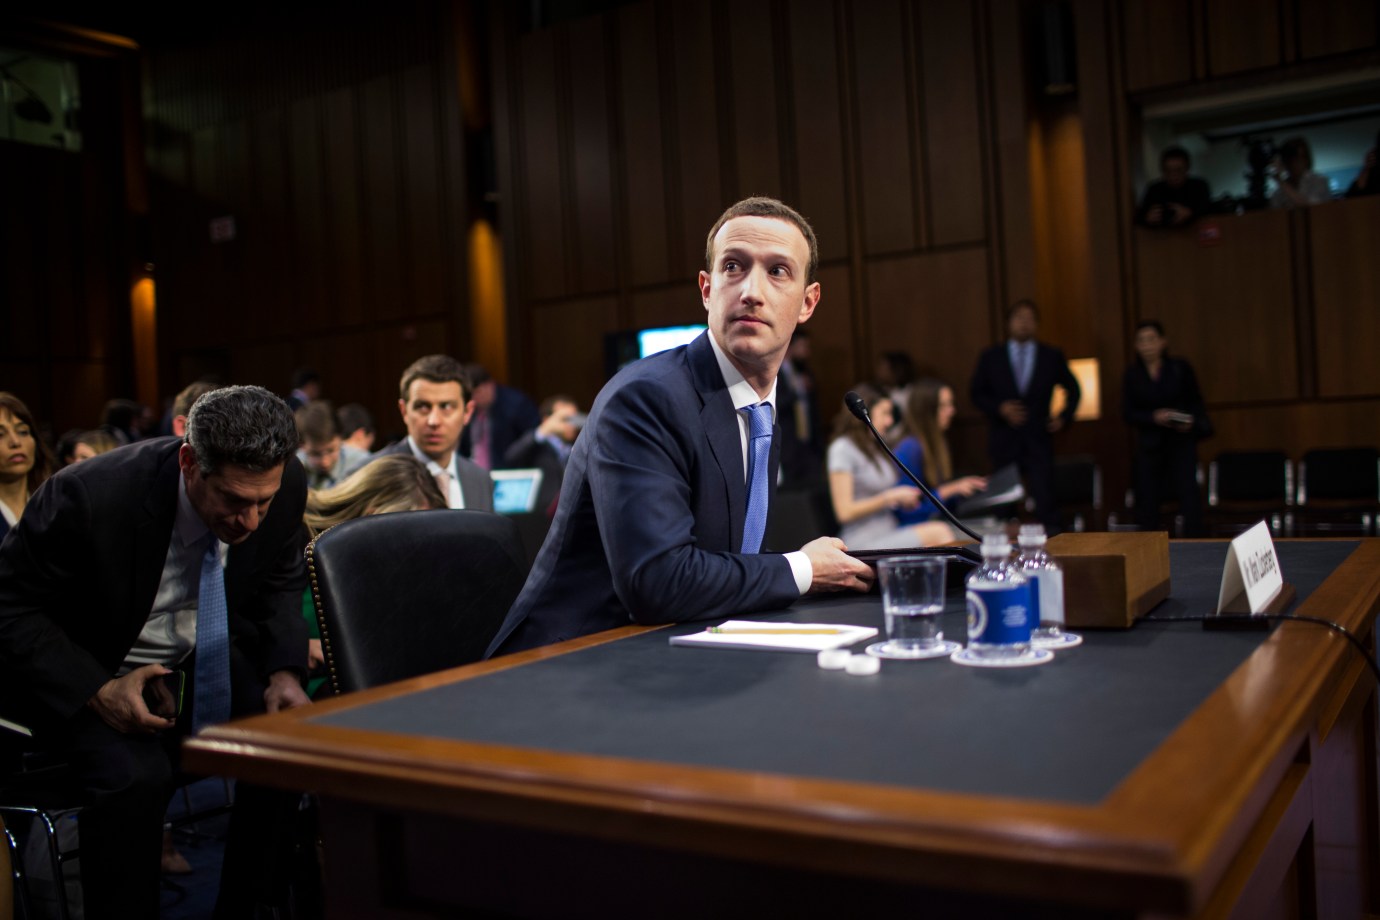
xmin=741 ymin=403 xmax=773 ymax=554
xmin=194 ymin=539 xmax=231 ymax=732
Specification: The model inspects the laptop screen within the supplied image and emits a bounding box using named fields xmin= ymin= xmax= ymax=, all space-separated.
xmin=491 ymin=469 xmax=544 ymax=514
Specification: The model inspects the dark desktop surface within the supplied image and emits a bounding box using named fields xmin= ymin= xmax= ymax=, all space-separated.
xmin=313 ymin=541 xmax=1358 ymax=805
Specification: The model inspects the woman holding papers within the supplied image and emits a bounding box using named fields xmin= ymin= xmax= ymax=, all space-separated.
xmin=891 ymin=379 xmax=988 ymax=533
xmin=1122 ymin=320 xmax=1209 ymax=536
xmin=827 ymin=384 xmax=959 ymax=549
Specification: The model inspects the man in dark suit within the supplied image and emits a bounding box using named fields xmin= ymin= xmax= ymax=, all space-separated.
xmin=486 ymin=197 xmax=873 ymax=657
xmin=375 ymin=354 xmax=494 ymax=511
xmin=459 ymin=364 xmax=541 ymax=471
xmin=970 ymin=299 xmax=1081 ymax=532
xmin=502 ymin=395 xmax=582 ymax=515
xmin=0 ymin=385 xmax=310 ymax=918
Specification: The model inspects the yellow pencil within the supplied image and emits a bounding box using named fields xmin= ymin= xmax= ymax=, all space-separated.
xmin=708 ymin=627 xmax=845 ymax=635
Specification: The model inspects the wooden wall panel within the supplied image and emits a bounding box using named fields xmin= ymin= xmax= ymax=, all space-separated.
xmin=615 ymin=2 xmax=672 ymax=288
xmin=787 ymin=0 xmax=849 ymax=263
xmin=361 ymin=75 xmax=404 ymax=321
xmin=629 ymin=285 xmax=700 ymax=331
xmin=567 ymin=16 xmax=618 ymax=295
xmin=322 ymin=87 xmax=365 ymax=327
xmin=984 ymin=0 xmax=1036 ymax=314
xmin=47 ymin=159 xmax=85 ymax=357
xmin=401 ymin=64 xmax=446 ymax=317
xmin=1209 ymin=401 xmax=1380 ymax=456
xmin=249 ymin=111 xmax=291 ymax=337
xmin=217 ymin=122 xmax=251 ymax=345
xmin=530 ymin=297 xmax=620 ymax=408
xmin=851 ymin=0 xmax=917 ymax=255
xmin=1121 ymin=0 xmax=1195 ymax=92
xmin=917 ymin=0 xmax=985 ymax=246
xmin=865 ymin=248 xmax=991 ymax=405
xmin=809 ymin=264 xmax=860 ymax=427
xmin=1298 ymin=0 xmax=1379 ymax=60
xmin=669 ymin=2 xmax=724 ymax=279
xmin=1205 ymin=0 xmax=1283 ymax=76
xmin=1309 ymin=197 xmax=1380 ymax=398
xmin=517 ymin=30 xmax=568 ymax=302
xmin=1133 ymin=212 xmax=1298 ymax=404
xmin=289 ymin=97 xmax=329 ymax=332
xmin=727 ymin=0 xmax=783 ymax=201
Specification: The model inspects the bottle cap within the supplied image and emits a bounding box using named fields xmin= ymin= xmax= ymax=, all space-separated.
xmin=845 ymin=654 xmax=881 ymax=676
xmin=817 ymin=648 xmax=852 ymax=670
xmin=980 ymin=532 xmax=1011 ymax=556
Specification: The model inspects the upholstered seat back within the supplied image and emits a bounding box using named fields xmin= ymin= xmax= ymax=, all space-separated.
xmin=307 ymin=510 xmax=527 ymax=695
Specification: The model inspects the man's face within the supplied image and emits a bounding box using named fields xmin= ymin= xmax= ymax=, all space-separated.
xmin=545 ymin=400 xmax=581 ymax=444
xmin=301 ymin=436 xmax=341 ymax=474
xmin=698 ymin=216 xmax=820 ymax=382
xmin=179 ymin=445 xmax=283 ymax=545
xmin=1162 ymin=156 xmax=1189 ymax=188
xmin=1007 ymin=306 xmax=1038 ymax=343
xmin=399 ymin=379 xmax=472 ymax=463
xmin=472 ymin=380 xmax=496 ymax=411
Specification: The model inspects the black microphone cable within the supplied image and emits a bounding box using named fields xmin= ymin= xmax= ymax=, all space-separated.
xmin=1141 ymin=611 xmax=1380 ymax=686
xmin=844 ymin=390 xmax=983 ymax=544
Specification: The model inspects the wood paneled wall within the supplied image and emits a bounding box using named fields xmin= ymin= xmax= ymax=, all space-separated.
xmin=144 ymin=2 xmax=473 ymax=443
xmin=493 ymin=0 xmax=1037 ymax=474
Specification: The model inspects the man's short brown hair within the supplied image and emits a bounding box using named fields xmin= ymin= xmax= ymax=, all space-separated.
xmin=704 ymin=197 xmax=819 ymax=283
xmin=295 ymin=401 xmax=339 ymax=445
xmin=398 ymin=354 xmax=470 ymax=402
xmin=173 ymin=381 xmax=220 ymax=419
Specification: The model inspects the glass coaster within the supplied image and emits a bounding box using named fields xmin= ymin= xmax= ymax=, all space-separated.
xmin=950 ymin=647 xmax=1054 ymax=668
xmin=865 ymin=639 xmax=961 ymax=661
xmin=1031 ymin=632 xmax=1083 ymax=650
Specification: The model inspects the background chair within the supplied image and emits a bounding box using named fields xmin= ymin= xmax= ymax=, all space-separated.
xmin=765 ymin=482 xmax=838 ymax=552
xmin=1051 ymin=454 xmax=1102 ymax=533
xmin=308 ymin=509 xmax=528 ymax=695
xmin=1205 ymin=450 xmax=1294 ymax=537
xmin=1294 ymin=447 xmax=1380 ymax=536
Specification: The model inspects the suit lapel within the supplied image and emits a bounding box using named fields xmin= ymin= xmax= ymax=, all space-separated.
xmin=689 ymin=334 xmax=748 ymax=550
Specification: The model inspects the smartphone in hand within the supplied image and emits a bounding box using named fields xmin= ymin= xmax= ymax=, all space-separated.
xmin=141 ymin=670 xmax=186 ymax=720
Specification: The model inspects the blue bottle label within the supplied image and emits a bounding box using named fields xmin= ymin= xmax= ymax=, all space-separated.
xmin=966 ymin=584 xmax=1033 ymax=645
xmin=1024 ymin=572 xmax=1042 ymax=628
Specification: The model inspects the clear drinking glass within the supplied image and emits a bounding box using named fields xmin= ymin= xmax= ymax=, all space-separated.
xmin=875 ymin=556 xmax=948 ymax=657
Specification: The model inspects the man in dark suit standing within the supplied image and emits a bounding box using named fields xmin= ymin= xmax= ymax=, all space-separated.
xmin=460 ymin=364 xmax=541 ymax=471
xmin=0 ymin=385 xmax=311 ymax=918
xmin=502 ymin=395 xmax=583 ymax=515
xmin=970 ymin=299 xmax=1081 ymax=532
xmin=487 ymin=197 xmax=873 ymax=657
xmin=375 ymin=354 xmax=494 ymax=511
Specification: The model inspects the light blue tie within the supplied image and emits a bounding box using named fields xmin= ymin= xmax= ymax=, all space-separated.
xmin=740 ymin=403 xmax=773 ymax=554
xmin=194 ymin=539 xmax=231 ymax=731
xmin=1016 ymin=343 xmax=1034 ymax=395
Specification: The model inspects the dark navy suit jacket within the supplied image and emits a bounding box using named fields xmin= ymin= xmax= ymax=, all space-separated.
xmin=0 ymin=438 xmax=308 ymax=730
xmin=970 ymin=340 xmax=1081 ymax=467
xmin=486 ymin=332 xmax=800 ymax=656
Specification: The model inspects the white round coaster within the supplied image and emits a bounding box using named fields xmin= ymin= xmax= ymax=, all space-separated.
xmin=845 ymin=654 xmax=881 ymax=676
xmin=950 ymin=647 xmax=1054 ymax=668
xmin=816 ymin=648 xmax=852 ymax=670
xmin=1031 ymin=632 xmax=1083 ymax=650
xmin=865 ymin=640 xmax=961 ymax=661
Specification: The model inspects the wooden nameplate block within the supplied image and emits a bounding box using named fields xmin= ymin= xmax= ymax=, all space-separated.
xmin=1046 ymin=532 xmax=1171 ymax=629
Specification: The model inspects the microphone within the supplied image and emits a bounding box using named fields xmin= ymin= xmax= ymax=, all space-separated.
xmin=845 ymin=390 xmax=983 ymax=545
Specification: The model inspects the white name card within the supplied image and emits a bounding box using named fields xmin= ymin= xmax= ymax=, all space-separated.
xmin=1215 ymin=521 xmax=1284 ymax=616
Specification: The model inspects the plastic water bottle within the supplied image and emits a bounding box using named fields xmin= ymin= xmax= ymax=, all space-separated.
xmin=965 ymin=532 xmax=1032 ymax=659
xmin=1016 ymin=524 xmax=1067 ymax=646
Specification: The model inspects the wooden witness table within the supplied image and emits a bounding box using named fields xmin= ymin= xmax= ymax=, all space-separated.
xmin=185 ymin=540 xmax=1380 ymax=918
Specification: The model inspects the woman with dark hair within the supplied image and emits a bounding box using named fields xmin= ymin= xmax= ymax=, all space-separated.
xmin=827 ymin=384 xmax=945 ymax=549
xmin=0 ymin=392 xmax=54 ymax=540
xmin=893 ymin=379 xmax=987 ymax=535
xmin=1122 ymin=321 xmax=1209 ymax=536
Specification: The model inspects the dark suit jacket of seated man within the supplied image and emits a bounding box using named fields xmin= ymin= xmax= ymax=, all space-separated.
xmin=0 ymin=386 xmax=310 ymax=919
xmin=486 ymin=197 xmax=874 ymax=657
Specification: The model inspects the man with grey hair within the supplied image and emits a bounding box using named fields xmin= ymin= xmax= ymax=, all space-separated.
xmin=0 ymin=384 xmax=311 ymax=918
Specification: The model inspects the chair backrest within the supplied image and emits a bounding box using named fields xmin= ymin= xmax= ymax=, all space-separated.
xmin=1298 ymin=447 xmax=1380 ymax=503
xmin=765 ymin=483 xmax=837 ymax=551
xmin=1053 ymin=455 xmax=1101 ymax=509
xmin=307 ymin=510 xmax=528 ymax=695
xmin=1208 ymin=451 xmax=1293 ymax=505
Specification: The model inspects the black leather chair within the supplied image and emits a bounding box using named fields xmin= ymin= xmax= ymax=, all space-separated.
xmin=1295 ymin=447 xmax=1380 ymax=536
xmin=1051 ymin=454 xmax=1102 ymax=533
xmin=307 ymin=510 xmax=528 ymax=695
xmin=1205 ymin=450 xmax=1294 ymax=537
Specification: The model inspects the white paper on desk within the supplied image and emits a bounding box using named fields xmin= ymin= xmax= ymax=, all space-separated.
xmin=668 ymin=621 xmax=877 ymax=653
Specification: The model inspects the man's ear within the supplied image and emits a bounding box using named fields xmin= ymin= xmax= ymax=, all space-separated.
xmin=178 ymin=442 xmax=198 ymax=478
